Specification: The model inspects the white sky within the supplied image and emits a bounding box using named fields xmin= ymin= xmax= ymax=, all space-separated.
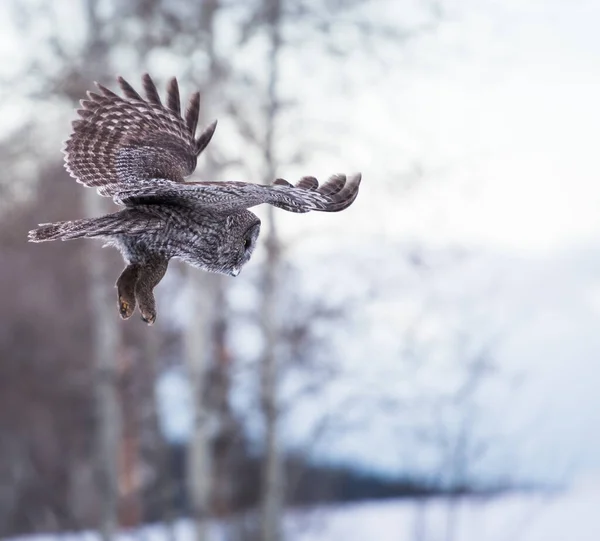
xmin=311 ymin=0 xmax=600 ymax=255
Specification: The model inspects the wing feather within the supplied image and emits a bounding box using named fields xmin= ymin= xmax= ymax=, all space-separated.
xmin=63 ymin=74 xmax=217 ymax=202
xmin=86 ymin=90 xmax=105 ymax=102
xmin=295 ymin=176 xmax=319 ymax=190
xmin=95 ymin=83 xmax=120 ymax=99
xmin=314 ymin=173 xmax=346 ymax=196
xmin=142 ymin=73 xmax=162 ymax=106
xmin=185 ymin=92 xmax=200 ymax=137
xmin=62 ymin=74 xmax=361 ymax=216
xmin=166 ymin=77 xmax=181 ymax=115
xmin=117 ymin=173 xmax=362 ymax=214
xmin=117 ymin=76 xmax=144 ymax=100
xmin=195 ymin=120 xmax=218 ymax=155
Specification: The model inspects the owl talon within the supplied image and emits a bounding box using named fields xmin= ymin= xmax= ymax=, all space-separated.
xmin=118 ymin=297 xmax=135 ymax=319
xmin=141 ymin=311 xmax=156 ymax=326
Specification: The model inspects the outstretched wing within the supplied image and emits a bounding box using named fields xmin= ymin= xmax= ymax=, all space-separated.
xmin=64 ymin=74 xmax=217 ymax=201
xmin=117 ymin=173 xmax=362 ymax=214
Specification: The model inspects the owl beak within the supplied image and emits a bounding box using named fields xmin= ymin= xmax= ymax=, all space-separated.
xmin=230 ymin=268 xmax=241 ymax=277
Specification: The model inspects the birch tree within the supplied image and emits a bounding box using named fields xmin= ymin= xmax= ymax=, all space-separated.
xmin=182 ymin=2 xmax=226 ymax=540
xmin=67 ymin=2 xmax=121 ymax=537
xmin=258 ymin=1 xmax=285 ymax=538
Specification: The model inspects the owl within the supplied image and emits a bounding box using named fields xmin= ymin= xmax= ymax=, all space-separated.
xmin=29 ymin=74 xmax=362 ymax=324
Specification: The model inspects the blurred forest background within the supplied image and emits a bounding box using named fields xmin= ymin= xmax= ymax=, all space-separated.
xmin=1 ymin=0 xmax=599 ymax=540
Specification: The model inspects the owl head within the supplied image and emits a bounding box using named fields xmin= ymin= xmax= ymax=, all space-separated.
xmin=199 ymin=210 xmax=261 ymax=277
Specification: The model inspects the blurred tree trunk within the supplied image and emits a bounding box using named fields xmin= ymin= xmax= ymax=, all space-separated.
xmin=412 ymin=500 xmax=427 ymax=541
xmin=145 ymin=326 xmax=178 ymax=541
xmin=185 ymin=272 xmax=213 ymax=541
xmin=259 ymin=215 xmax=283 ymax=541
xmin=82 ymin=1 xmax=121 ymax=538
xmin=117 ymin=346 xmax=141 ymax=529
xmin=259 ymin=1 xmax=284 ymax=540
xmin=184 ymin=2 xmax=221 ymax=539
xmin=84 ymin=188 xmax=120 ymax=541
xmin=210 ymin=280 xmax=236 ymax=518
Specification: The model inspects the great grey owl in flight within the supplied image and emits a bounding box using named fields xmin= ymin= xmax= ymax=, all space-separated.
xmin=29 ymin=74 xmax=362 ymax=324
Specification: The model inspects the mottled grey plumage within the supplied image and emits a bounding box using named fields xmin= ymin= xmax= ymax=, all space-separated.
xmin=28 ymin=74 xmax=362 ymax=324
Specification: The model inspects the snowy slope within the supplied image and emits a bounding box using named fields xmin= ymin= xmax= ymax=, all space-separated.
xmin=10 ymin=479 xmax=600 ymax=541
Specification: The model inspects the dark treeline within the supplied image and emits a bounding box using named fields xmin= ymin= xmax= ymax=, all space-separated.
xmin=144 ymin=446 xmax=474 ymax=523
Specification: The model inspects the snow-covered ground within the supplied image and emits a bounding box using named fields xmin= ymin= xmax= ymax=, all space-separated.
xmin=11 ymin=477 xmax=600 ymax=541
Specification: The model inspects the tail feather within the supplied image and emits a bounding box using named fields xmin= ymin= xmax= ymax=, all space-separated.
xmin=28 ymin=223 xmax=68 ymax=242
xmin=29 ymin=214 xmax=127 ymax=242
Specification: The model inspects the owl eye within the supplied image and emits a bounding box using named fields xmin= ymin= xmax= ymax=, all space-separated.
xmin=244 ymin=237 xmax=252 ymax=251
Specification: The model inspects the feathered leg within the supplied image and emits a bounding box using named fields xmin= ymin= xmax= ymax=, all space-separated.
xmin=135 ymin=257 xmax=169 ymax=325
xmin=116 ymin=263 xmax=140 ymax=320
